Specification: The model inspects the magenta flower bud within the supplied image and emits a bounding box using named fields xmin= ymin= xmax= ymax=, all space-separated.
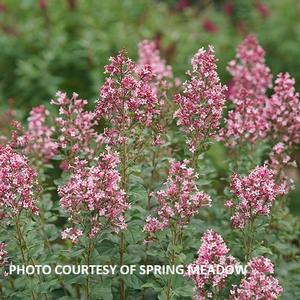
xmin=39 ymin=0 xmax=47 ymax=10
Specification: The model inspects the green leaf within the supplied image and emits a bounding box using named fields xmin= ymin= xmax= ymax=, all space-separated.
xmin=173 ymin=286 xmax=194 ymax=297
xmin=92 ymin=286 xmax=113 ymax=300
xmin=158 ymin=291 xmax=168 ymax=300
xmin=96 ymin=239 xmax=118 ymax=256
xmin=124 ymin=274 xmax=143 ymax=290
xmin=141 ymin=282 xmax=162 ymax=292
xmin=64 ymin=275 xmax=85 ymax=285
xmin=252 ymin=246 xmax=273 ymax=256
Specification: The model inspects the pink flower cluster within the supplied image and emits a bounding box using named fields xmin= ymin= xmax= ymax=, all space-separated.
xmin=221 ymin=35 xmax=272 ymax=146
xmin=266 ymin=72 xmax=300 ymax=146
xmin=96 ymin=51 xmax=160 ymax=133
xmin=187 ymin=230 xmax=235 ymax=300
xmin=138 ymin=40 xmax=175 ymax=146
xmin=228 ymin=35 xmax=272 ymax=100
xmin=24 ymin=105 xmax=58 ymax=162
xmin=230 ymin=256 xmax=282 ymax=299
xmin=268 ymin=143 xmax=291 ymax=169
xmin=138 ymin=40 xmax=173 ymax=81
xmin=266 ymin=143 xmax=295 ymax=193
xmin=174 ymin=46 xmax=226 ymax=153
xmin=144 ymin=160 xmax=211 ymax=239
xmin=227 ymin=165 xmax=285 ymax=229
xmin=51 ymin=91 xmax=98 ymax=161
xmin=8 ymin=120 xmax=29 ymax=149
xmin=256 ymin=2 xmax=270 ymax=19
xmin=0 ymin=242 xmax=8 ymax=268
xmin=0 ymin=145 xmax=38 ymax=219
xmin=61 ymin=228 xmax=83 ymax=244
xmin=58 ymin=148 xmax=130 ymax=243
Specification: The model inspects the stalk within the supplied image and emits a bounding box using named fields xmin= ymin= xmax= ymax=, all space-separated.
xmin=85 ymin=238 xmax=93 ymax=300
xmin=166 ymin=224 xmax=179 ymax=300
xmin=144 ymin=150 xmax=157 ymax=274
xmin=74 ymin=258 xmax=81 ymax=299
xmin=37 ymin=214 xmax=68 ymax=296
xmin=119 ymin=231 xmax=125 ymax=299
xmin=0 ymin=282 xmax=4 ymax=300
xmin=142 ymin=147 xmax=158 ymax=300
xmin=191 ymin=150 xmax=198 ymax=170
xmin=244 ymin=218 xmax=255 ymax=261
xmin=119 ymin=128 xmax=128 ymax=300
xmin=17 ymin=219 xmax=49 ymax=300
xmin=147 ymin=150 xmax=157 ymax=210
xmin=15 ymin=217 xmax=37 ymax=300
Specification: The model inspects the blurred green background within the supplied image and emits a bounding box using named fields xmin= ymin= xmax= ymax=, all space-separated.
xmin=1 ymin=0 xmax=300 ymax=111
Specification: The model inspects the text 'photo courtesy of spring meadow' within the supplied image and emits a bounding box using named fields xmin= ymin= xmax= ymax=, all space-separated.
xmin=0 ymin=0 xmax=300 ymax=299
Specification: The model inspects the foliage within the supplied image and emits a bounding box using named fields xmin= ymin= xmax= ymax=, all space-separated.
xmin=0 ymin=1 xmax=300 ymax=299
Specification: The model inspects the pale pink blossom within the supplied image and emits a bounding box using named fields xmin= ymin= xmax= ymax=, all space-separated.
xmin=96 ymin=128 xmax=126 ymax=148
xmin=268 ymin=143 xmax=295 ymax=170
xmin=0 ymin=145 xmax=39 ymax=219
xmin=228 ymin=165 xmax=285 ymax=229
xmin=143 ymin=216 xmax=165 ymax=235
xmin=138 ymin=40 xmax=173 ymax=81
xmin=230 ymin=256 xmax=282 ymax=299
xmin=9 ymin=120 xmax=29 ymax=149
xmin=225 ymin=200 xmax=234 ymax=209
xmin=228 ymin=35 xmax=272 ymax=99
xmin=266 ymin=72 xmax=300 ymax=146
xmin=138 ymin=40 xmax=177 ymax=145
xmin=24 ymin=105 xmax=58 ymax=162
xmin=62 ymin=228 xmax=83 ymax=244
xmin=266 ymin=143 xmax=295 ymax=193
xmin=96 ymin=50 xmax=161 ymax=135
xmin=220 ymin=35 xmax=272 ymax=146
xmin=51 ymin=91 xmax=98 ymax=160
xmin=144 ymin=160 xmax=211 ymax=240
xmin=174 ymin=46 xmax=226 ymax=152
xmin=187 ymin=230 xmax=235 ymax=300
xmin=0 ymin=242 xmax=8 ymax=268
xmin=58 ymin=148 xmax=130 ymax=242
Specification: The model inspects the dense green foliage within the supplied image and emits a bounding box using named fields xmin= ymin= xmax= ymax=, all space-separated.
xmin=0 ymin=1 xmax=299 ymax=299
xmin=1 ymin=0 xmax=300 ymax=110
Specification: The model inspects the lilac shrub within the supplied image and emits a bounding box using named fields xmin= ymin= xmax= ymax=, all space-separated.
xmin=230 ymin=257 xmax=283 ymax=300
xmin=174 ymin=46 xmax=226 ymax=157
xmin=220 ymin=35 xmax=272 ymax=147
xmin=227 ymin=165 xmax=286 ymax=230
xmin=0 ymin=145 xmax=39 ymax=218
xmin=144 ymin=160 xmax=211 ymax=242
xmin=59 ymin=149 xmax=130 ymax=242
xmin=186 ymin=230 xmax=235 ymax=300
xmin=0 ymin=36 xmax=298 ymax=300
